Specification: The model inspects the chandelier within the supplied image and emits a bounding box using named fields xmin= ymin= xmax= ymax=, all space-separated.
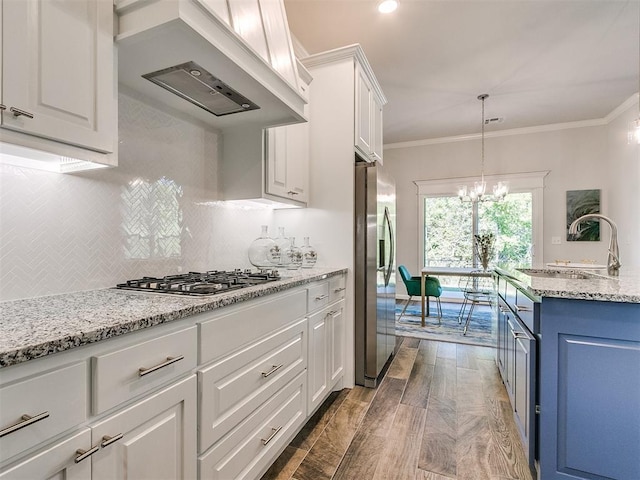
xmin=458 ymin=94 xmax=508 ymax=203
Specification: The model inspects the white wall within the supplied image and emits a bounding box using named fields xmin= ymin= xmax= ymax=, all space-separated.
xmin=383 ymin=100 xmax=639 ymax=295
xmin=607 ymin=99 xmax=640 ymax=268
xmin=0 ymin=93 xmax=277 ymax=301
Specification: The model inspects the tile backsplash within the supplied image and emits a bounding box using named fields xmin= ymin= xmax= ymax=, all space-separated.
xmin=0 ymin=93 xmax=274 ymax=301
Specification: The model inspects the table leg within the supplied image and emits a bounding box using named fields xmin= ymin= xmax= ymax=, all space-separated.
xmin=421 ymin=271 xmax=426 ymax=327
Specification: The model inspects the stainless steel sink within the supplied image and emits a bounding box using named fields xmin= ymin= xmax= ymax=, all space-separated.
xmin=518 ymin=269 xmax=591 ymax=280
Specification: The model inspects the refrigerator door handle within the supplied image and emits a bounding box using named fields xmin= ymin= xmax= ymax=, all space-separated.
xmin=383 ymin=206 xmax=394 ymax=287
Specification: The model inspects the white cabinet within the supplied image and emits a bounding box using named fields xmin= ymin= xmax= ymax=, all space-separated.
xmin=306 ymin=276 xmax=346 ymax=413
xmin=222 ymin=63 xmax=311 ymax=207
xmin=0 ymin=0 xmax=116 ymax=164
xmin=308 ymin=307 xmax=329 ymax=412
xmin=0 ymin=429 xmax=92 ymax=479
xmin=355 ymin=63 xmax=384 ymax=164
xmin=90 ymin=375 xmax=197 ymax=480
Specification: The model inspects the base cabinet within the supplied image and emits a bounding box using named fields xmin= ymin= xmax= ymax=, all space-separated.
xmin=0 ymin=272 xmax=347 ymax=480
xmin=495 ymin=277 xmax=538 ymax=472
xmin=91 ymin=375 xmax=197 ymax=480
xmin=0 ymin=429 xmax=92 ymax=479
xmin=539 ymin=298 xmax=640 ymax=480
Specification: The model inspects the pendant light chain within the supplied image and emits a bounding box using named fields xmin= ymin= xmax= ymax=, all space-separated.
xmin=480 ymin=94 xmax=486 ymax=184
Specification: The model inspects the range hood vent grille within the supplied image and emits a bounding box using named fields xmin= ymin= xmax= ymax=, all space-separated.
xmin=142 ymin=61 xmax=260 ymax=117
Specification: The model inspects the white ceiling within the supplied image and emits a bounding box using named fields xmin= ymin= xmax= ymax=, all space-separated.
xmin=284 ymin=0 xmax=640 ymax=145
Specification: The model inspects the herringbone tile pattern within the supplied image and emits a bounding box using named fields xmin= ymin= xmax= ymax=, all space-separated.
xmin=263 ymin=339 xmax=534 ymax=480
xmin=0 ymin=93 xmax=274 ymax=301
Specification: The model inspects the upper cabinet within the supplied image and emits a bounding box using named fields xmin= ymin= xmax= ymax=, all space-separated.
xmin=115 ymin=0 xmax=305 ymax=131
xmin=264 ymin=62 xmax=311 ymax=204
xmin=0 ymin=0 xmax=117 ymax=168
xmin=355 ymin=63 xmax=384 ymax=164
xmin=220 ymin=62 xmax=311 ymax=208
xmin=304 ymin=44 xmax=386 ymax=165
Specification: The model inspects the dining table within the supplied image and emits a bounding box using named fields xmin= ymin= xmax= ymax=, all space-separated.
xmin=420 ymin=266 xmax=493 ymax=327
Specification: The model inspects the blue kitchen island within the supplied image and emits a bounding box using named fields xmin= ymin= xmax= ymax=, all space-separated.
xmin=511 ymin=267 xmax=640 ymax=480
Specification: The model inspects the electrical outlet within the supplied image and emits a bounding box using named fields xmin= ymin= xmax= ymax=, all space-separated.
xmin=551 ymin=236 xmax=562 ymax=245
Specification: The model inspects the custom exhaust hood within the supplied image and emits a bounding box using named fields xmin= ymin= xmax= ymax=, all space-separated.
xmin=116 ymin=0 xmax=306 ymax=130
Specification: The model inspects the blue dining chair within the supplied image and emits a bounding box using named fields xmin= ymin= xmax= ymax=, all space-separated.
xmin=398 ymin=265 xmax=443 ymax=321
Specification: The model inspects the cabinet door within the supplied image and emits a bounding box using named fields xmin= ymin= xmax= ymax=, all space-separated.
xmin=285 ymin=119 xmax=309 ymax=203
xmin=497 ymin=300 xmax=508 ymax=380
xmin=513 ymin=327 xmax=535 ymax=464
xmin=505 ymin=317 xmax=517 ymax=402
xmin=265 ymin=127 xmax=289 ymax=199
xmin=308 ymin=309 xmax=329 ymax=413
xmin=0 ymin=429 xmax=91 ymax=479
xmin=329 ymin=300 xmax=345 ymax=386
xmin=355 ymin=65 xmax=372 ymax=160
xmin=90 ymin=375 xmax=196 ymax=480
xmin=371 ymin=96 xmax=383 ymax=164
xmin=1 ymin=0 xmax=114 ymax=153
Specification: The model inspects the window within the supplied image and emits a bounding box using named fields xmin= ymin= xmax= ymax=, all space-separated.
xmin=416 ymin=172 xmax=547 ymax=278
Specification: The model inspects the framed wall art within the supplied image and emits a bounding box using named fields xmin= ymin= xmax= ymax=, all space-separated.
xmin=566 ymin=189 xmax=600 ymax=241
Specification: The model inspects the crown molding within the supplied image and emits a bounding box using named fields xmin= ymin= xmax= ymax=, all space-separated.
xmin=385 ymin=93 xmax=639 ymax=150
xmin=301 ymin=44 xmax=387 ymax=104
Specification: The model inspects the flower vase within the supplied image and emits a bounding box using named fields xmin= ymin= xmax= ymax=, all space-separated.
xmin=474 ymin=233 xmax=495 ymax=271
xmin=300 ymin=236 xmax=318 ymax=268
xmin=248 ymin=225 xmax=277 ymax=269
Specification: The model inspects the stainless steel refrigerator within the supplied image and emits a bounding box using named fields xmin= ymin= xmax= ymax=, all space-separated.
xmin=354 ymin=160 xmax=396 ymax=388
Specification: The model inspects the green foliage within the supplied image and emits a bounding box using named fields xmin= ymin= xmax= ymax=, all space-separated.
xmin=424 ymin=193 xmax=532 ymax=273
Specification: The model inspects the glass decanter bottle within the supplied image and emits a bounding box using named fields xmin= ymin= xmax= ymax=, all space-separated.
xmin=300 ymin=236 xmax=318 ymax=268
xmin=284 ymin=237 xmax=303 ymax=270
xmin=248 ymin=225 xmax=277 ymax=268
xmin=272 ymin=227 xmax=291 ymax=268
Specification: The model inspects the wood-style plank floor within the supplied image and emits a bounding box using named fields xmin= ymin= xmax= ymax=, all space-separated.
xmin=262 ymin=338 xmax=534 ymax=480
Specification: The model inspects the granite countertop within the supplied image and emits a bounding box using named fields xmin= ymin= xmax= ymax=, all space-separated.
xmin=0 ymin=268 xmax=347 ymax=368
xmin=497 ymin=266 xmax=640 ymax=303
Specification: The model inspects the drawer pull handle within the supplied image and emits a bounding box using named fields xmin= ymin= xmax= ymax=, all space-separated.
xmin=261 ymin=364 xmax=284 ymax=378
xmin=138 ymin=355 xmax=184 ymax=377
xmin=0 ymin=411 xmax=50 ymax=438
xmin=511 ymin=331 xmax=528 ymax=340
xmin=325 ymin=310 xmax=337 ymax=317
xmin=515 ymin=304 xmax=533 ymax=312
xmin=333 ymin=287 xmax=345 ymax=293
xmin=9 ymin=107 xmax=34 ymax=119
xmin=287 ymin=191 xmax=299 ymax=196
xmin=315 ymin=294 xmax=328 ymax=301
xmin=74 ymin=444 xmax=100 ymax=463
xmin=0 ymin=104 xmax=5 ymax=111
xmin=101 ymin=433 xmax=124 ymax=448
xmin=261 ymin=425 xmax=282 ymax=446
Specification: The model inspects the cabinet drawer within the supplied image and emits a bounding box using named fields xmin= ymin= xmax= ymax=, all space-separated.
xmin=199 ymin=318 xmax=306 ymax=452
xmin=514 ymin=291 xmax=536 ymax=333
xmin=0 ymin=362 xmax=87 ymax=463
xmin=199 ymin=371 xmax=306 ymax=480
xmin=92 ymin=326 xmax=197 ymax=414
xmin=307 ymin=282 xmax=329 ymax=313
xmin=199 ymin=289 xmax=307 ymax=365
xmin=329 ymin=275 xmax=346 ymax=303
xmin=505 ymin=281 xmax=517 ymax=309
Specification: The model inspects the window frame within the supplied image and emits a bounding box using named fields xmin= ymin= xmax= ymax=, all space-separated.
xmin=415 ymin=171 xmax=548 ymax=269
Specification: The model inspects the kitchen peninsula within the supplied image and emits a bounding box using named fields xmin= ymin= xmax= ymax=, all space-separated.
xmin=496 ymin=267 xmax=640 ymax=480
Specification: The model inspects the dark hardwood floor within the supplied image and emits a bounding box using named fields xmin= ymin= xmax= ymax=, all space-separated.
xmin=262 ymin=338 xmax=534 ymax=480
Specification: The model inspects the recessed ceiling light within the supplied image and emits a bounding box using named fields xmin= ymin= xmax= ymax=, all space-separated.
xmin=377 ymin=0 xmax=398 ymax=14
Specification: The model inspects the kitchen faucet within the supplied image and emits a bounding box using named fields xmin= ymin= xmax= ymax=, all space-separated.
xmin=568 ymin=214 xmax=621 ymax=276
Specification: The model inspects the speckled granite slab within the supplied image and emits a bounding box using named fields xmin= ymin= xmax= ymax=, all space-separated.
xmin=513 ymin=267 xmax=640 ymax=303
xmin=0 ymin=268 xmax=346 ymax=368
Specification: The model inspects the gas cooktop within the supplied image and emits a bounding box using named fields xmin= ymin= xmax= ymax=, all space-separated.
xmin=115 ymin=269 xmax=281 ymax=296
